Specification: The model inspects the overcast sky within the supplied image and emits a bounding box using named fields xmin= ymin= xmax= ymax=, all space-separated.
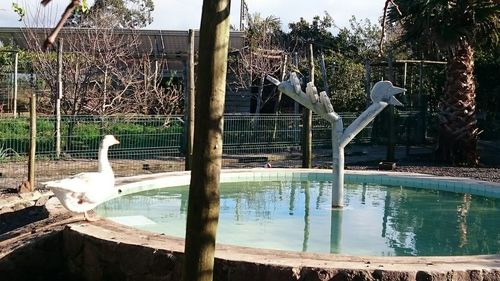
xmin=1 ymin=0 xmax=387 ymax=31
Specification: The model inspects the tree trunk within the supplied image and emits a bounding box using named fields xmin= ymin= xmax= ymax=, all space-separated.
xmin=181 ymin=0 xmax=231 ymax=281
xmin=255 ymin=73 xmax=265 ymax=115
xmin=272 ymin=54 xmax=287 ymax=140
xmin=437 ymin=40 xmax=479 ymax=166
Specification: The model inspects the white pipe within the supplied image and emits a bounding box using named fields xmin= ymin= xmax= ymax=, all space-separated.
xmin=268 ymin=75 xmax=403 ymax=210
xmin=331 ymin=119 xmax=344 ymax=207
xmin=340 ymin=102 xmax=388 ymax=148
xmin=13 ymin=52 xmax=18 ymax=118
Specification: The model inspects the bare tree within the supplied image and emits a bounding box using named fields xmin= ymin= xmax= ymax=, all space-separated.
xmin=134 ymin=55 xmax=184 ymax=115
xmin=228 ymin=13 xmax=285 ymax=114
xmin=23 ymin=10 xmax=182 ymax=117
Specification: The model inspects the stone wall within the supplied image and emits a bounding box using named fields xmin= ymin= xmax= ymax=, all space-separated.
xmin=1 ymin=225 xmax=499 ymax=281
xmin=62 ymin=229 xmax=182 ymax=281
xmin=0 ymin=231 xmax=68 ymax=281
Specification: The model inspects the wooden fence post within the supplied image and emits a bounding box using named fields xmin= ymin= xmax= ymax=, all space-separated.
xmin=28 ymin=92 xmax=36 ymax=191
xmin=55 ymin=38 xmax=63 ymax=159
xmin=386 ymin=52 xmax=396 ymax=162
xmin=185 ymin=29 xmax=195 ymax=171
xmin=13 ymin=52 xmax=18 ymax=118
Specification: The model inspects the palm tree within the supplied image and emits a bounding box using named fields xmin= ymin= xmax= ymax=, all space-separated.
xmin=386 ymin=0 xmax=499 ymax=165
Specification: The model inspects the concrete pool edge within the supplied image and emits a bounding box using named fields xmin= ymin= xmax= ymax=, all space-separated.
xmin=98 ymin=169 xmax=499 ymax=271
xmin=114 ymin=168 xmax=500 ymax=199
xmin=58 ymin=219 xmax=499 ymax=280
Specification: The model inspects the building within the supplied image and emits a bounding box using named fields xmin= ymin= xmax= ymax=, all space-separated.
xmin=0 ymin=27 xmax=253 ymax=113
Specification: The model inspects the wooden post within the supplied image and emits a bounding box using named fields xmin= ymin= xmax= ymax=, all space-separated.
xmin=273 ymin=54 xmax=287 ymax=114
xmin=292 ymin=52 xmax=300 ymax=114
xmin=272 ymin=54 xmax=288 ymax=139
xmin=13 ymin=52 xmax=18 ymax=118
xmin=386 ymin=53 xmax=396 ymax=162
xmin=292 ymin=52 xmax=300 ymax=145
xmin=364 ymin=60 xmax=372 ymax=108
xmin=185 ymin=29 xmax=195 ymax=171
xmin=55 ymin=39 xmax=63 ymax=159
xmin=319 ymin=52 xmax=329 ymax=93
xmin=28 ymin=92 xmax=36 ymax=191
xmin=419 ymin=61 xmax=427 ymax=142
xmin=302 ymin=43 xmax=313 ymax=168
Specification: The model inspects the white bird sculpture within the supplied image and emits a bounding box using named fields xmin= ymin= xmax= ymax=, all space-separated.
xmin=340 ymin=80 xmax=405 ymax=147
xmin=370 ymin=80 xmax=404 ymax=106
xmin=306 ymin=82 xmax=319 ymax=104
xmin=43 ymin=135 xmax=120 ymax=221
xmin=268 ymin=72 xmax=405 ymax=208
xmin=278 ymin=72 xmax=340 ymax=123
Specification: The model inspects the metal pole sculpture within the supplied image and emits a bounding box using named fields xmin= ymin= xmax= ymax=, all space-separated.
xmin=268 ymin=73 xmax=404 ymax=208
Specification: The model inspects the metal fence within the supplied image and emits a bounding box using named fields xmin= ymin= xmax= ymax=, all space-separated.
xmin=0 ymin=113 xmax=377 ymax=189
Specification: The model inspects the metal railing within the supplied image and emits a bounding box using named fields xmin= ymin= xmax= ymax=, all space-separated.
xmin=0 ymin=113 xmax=374 ymax=188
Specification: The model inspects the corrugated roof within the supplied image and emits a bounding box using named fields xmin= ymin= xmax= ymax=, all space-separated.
xmin=0 ymin=27 xmax=245 ymax=56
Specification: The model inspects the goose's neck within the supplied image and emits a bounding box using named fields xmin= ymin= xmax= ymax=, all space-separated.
xmin=98 ymin=145 xmax=113 ymax=174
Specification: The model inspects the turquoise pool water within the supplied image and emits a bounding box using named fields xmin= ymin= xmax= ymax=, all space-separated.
xmin=96 ymin=180 xmax=500 ymax=256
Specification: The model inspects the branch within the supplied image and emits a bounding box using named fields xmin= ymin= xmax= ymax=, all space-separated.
xmin=42 ymin=0 xmax=81 ymax=50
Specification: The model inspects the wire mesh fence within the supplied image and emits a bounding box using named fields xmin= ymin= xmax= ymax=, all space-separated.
xmin=0 ymin=113 xmax=375 ymax=189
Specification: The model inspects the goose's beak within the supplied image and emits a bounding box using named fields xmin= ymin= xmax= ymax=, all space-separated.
xmin=389 ymin=96 xmax=403 ymax=106
xmin=388 ymin=86 xmax=405 ymax=106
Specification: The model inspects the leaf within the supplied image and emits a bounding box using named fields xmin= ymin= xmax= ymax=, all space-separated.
xmin=81 ymin=0 xmax=89 ymax=13
xmin=11 ymin=2 xmax=25 ymax=21
xmin=74 ymin=0 xmax=89 ymax=14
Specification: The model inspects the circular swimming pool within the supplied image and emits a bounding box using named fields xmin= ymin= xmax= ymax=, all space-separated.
xmin=96 ymin=169 xmax=500 ymax=257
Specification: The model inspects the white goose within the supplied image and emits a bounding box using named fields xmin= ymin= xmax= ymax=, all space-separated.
xmin=44 ymin=135 xmax=120 ymax=221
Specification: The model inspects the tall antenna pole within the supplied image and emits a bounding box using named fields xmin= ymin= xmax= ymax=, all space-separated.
xmin=239 ymin=0 xmax=246 ymax=30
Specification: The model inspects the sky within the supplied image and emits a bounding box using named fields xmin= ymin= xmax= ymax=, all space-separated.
xmin=0 ymin=0 xmax=387 ymax=31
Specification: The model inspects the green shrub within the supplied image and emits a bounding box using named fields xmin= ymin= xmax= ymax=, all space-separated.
xmin=0 ymin=116 xmax=183 ymax=156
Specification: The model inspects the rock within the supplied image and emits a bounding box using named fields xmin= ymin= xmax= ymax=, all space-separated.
xmin=0 ymin=206 xmax=14 ymax=214
xmin=17 ymin=181 xmax=31 ymax=193
xmin=12 ymin=203 xmax=26 ymax=211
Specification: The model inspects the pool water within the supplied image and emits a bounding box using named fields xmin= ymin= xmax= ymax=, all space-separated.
xmin=96 ymin=181 xmax=500 ymax=256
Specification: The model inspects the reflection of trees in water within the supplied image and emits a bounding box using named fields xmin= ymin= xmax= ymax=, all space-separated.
xmin=99 ymin=181 xmax=498 ymax=256
xmin=383 ymin=188 xmax=499 ymax=256
xmin=288 ymin=182 xmax=297 ymax=215
xmin=381 ymin=186 xmax=391 ymax=238
xmin=220 ymin=181 xmax=325 ymax=222
xmin=216 ymin=181 xmax=282 ymax=220
xmin=315 ymin=182 xmax=326 ymax=210
xmin=457 ymin=194 xmax=471 ymax=248
xmin=361 ymin=183 xmax=367 ymax=205
xmin=101 ymin=181 xmax=330 ymax=224
xmin=302 ymin=181 xmax=310 ymax=252
xmin=95 ymin=188 xmax=189 ymax=226
xmin=97 ymin=188 xmax=189 ymax=214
